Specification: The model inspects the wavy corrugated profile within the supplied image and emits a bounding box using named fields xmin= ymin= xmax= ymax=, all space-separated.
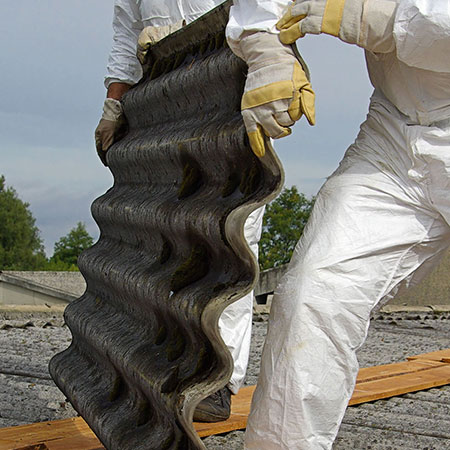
xmin=49 ymin=2 xmax=284 ymax=449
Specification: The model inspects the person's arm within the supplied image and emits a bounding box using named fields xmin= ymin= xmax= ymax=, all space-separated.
xmin=226 ymin=0 xmax=292 ymax=59
xmin=105 ymin=0 xmax=143 ymax=88
xmin=225 ymin=0 xmax=315 ymax=158
xmin=95 ymin=0 xmax=142 ymax=166
xmin=106 ymin=82 xmax=132 ymax=101
xmin=276 ymin=0 xmax=450 ymax=73
xmin=394 ymin=0 xmax=450 ymax=73
xmin=276 ymin=0 xmax=398 ymax=54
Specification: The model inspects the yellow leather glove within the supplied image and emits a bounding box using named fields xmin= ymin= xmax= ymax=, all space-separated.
xmin=277 ymin=0 xmax=397 ymax=53
xmin=239 ymin=32 xmax=315 ymax=158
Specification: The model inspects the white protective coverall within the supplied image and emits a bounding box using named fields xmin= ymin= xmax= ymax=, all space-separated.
xmin=227 ymin=0 xmax=450 ymax=448
xmin=105 ymin=0 xmax=265 ymax=395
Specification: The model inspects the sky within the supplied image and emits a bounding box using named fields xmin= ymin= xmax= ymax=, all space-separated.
xmin=0 ymin=1 xmax=373 ymax=256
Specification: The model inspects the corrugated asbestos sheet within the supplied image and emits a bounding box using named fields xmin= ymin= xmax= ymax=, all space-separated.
xmin=49 ymin=2 xmax=283 ymax=450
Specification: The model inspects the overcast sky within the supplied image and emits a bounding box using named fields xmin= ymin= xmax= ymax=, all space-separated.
xmin=0 ymin=1 xmax=373 ymax=256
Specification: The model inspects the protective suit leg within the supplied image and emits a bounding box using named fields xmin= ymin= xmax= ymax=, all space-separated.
xmin=245 ymin=126 xmax=450 ymax=448
xmin=220 ymin=205 xmax=266 ymax=394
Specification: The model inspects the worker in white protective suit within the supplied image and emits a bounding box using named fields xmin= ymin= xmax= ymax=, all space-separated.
xmin=226 ymin=0 xmax=450 ymax=448
xmin=94 ymin=0 xmax=266 ymax=423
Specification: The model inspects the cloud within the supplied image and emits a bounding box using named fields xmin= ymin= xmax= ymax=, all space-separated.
xmin=0 ymin=2 xmax=375 ymax=256
xmin=0 ymin=1 xmax=116 ymax=254
xmin=2 ymin=141 xmax=112 ymax=255
xmin=29 ymin=185 xmax=105 ymax=256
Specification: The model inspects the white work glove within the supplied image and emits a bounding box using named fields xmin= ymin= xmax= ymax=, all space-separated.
xmin=94 ymin=98 xmax=127 ymax=166
xmin=277 ymin=0 xmax=397 ymax=53
xmin=239 ymin=32 xmax=315 ymax=158
xmin=137 ymin=21 xmax=185 ymax=64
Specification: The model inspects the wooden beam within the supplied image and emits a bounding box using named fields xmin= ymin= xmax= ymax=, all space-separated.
xmin=2 ymin=349 xmax=450 ymax=449
xmin=407 ymin=348 xmax=450 ymax=363
xmin=0 ymin=417 xmax=96 ymax=450
xmin=350 ymin=363 xmax=450 ymax=406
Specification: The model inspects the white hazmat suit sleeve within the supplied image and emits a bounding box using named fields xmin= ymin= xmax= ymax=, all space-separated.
xmin=276 ymin=0 xmax=450 ymax=72
xmin=394 ymin=0 xmax=450 ymax=73
xmin=105 ymin=0 xmax=143 ymax=88
xmin=226 ymin=0 xmax=291 ymax=58
xmin=276 ymin=0 xmax=398 ymax=53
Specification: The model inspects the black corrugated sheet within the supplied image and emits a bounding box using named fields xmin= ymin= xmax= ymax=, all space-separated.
xmin=48 ymin=3 xmax=283 ymax=449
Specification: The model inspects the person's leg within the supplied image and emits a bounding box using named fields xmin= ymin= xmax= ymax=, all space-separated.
xmin=221 ymin=205 xmax=266 ymax=394
xmin=245 ymin=154 xmax=450 ymax=449
xmin=194 ymin=206 xmax=265 ymax=421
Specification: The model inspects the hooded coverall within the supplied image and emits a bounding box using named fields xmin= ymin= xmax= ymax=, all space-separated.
xmin=227 ymin=0 xmax=450 ymax=448
xmin=105 ymin=0 xmax=264 ymax=396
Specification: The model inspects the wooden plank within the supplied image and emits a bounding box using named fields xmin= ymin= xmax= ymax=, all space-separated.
xmin=0 ymin=418 xmax=96 ymax=450
xmin=0 ymin=417 xmax=92 ymax=443
xmin=10 ymin=445 xmax=48 ymax=450
xmin=11 ymin=435 xmax=104 ymax=450
xmin=198 ymin=360 xmax=450 ymax=434
xmin=44 ymin=434 xmax=104 ymax=450
xmin=356 ymin=360 xmax=443 ymax=383
xmin=2 ymin=350 xmax=450 ymax=448
xmin=407 ymin=348 xmax=450 ymax=363
xmin=350 ymin=364 xmax=450 ymax=406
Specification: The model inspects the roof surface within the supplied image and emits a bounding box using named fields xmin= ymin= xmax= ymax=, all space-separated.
xmin=1 ymin=309 xmax=450 ymax=448
xmin=1 ymin=271 xmax=86 ymax=298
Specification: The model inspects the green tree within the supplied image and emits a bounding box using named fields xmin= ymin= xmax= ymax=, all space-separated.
xmin=0 ymin=175 xmax=47 ymax=270
xmin=259 ymin=186 xmax=315 ymax=270
xmin=50 ymin=222 xmax=93 ymax=269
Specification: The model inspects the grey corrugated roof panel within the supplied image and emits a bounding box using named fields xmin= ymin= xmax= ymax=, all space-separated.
xmin=344 ymin=393 xmax=450 ymax=437
xmin=335 ymin=386 xmax=450 ymax=449
xmin=49 ymin=2 xmax=283 ymax=449
xmin=2 ymin=271 xmax=86 ymax=297
xmin=336 ymin=419 xmax=450 ymax=449
xmin=0 ymin=271 xmax=83 ymax=302
xmin=2 ymin=314 xmax=450 ymax=448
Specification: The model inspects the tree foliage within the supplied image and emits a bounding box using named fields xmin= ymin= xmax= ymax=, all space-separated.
xmin=0 ymin=175 xmax=47 ymax=270
xmin=259 ymin=186 xmax=314 ymax=270
xmin=50 ymin=222 xmax=94 ymax=269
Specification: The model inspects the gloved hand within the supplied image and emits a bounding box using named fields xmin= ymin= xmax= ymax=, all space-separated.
xmin=240 ymin=32 xmax=315 ymax=158
xmin=94 ymin=98 xmax=127 ymax=166
xmin=136 ymin=27 xmax=157 ymax=65
xmin=276 ymin=0 xmax=397 ymax=52
xmin=137 ymin=21 xmax=185 ymax=65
